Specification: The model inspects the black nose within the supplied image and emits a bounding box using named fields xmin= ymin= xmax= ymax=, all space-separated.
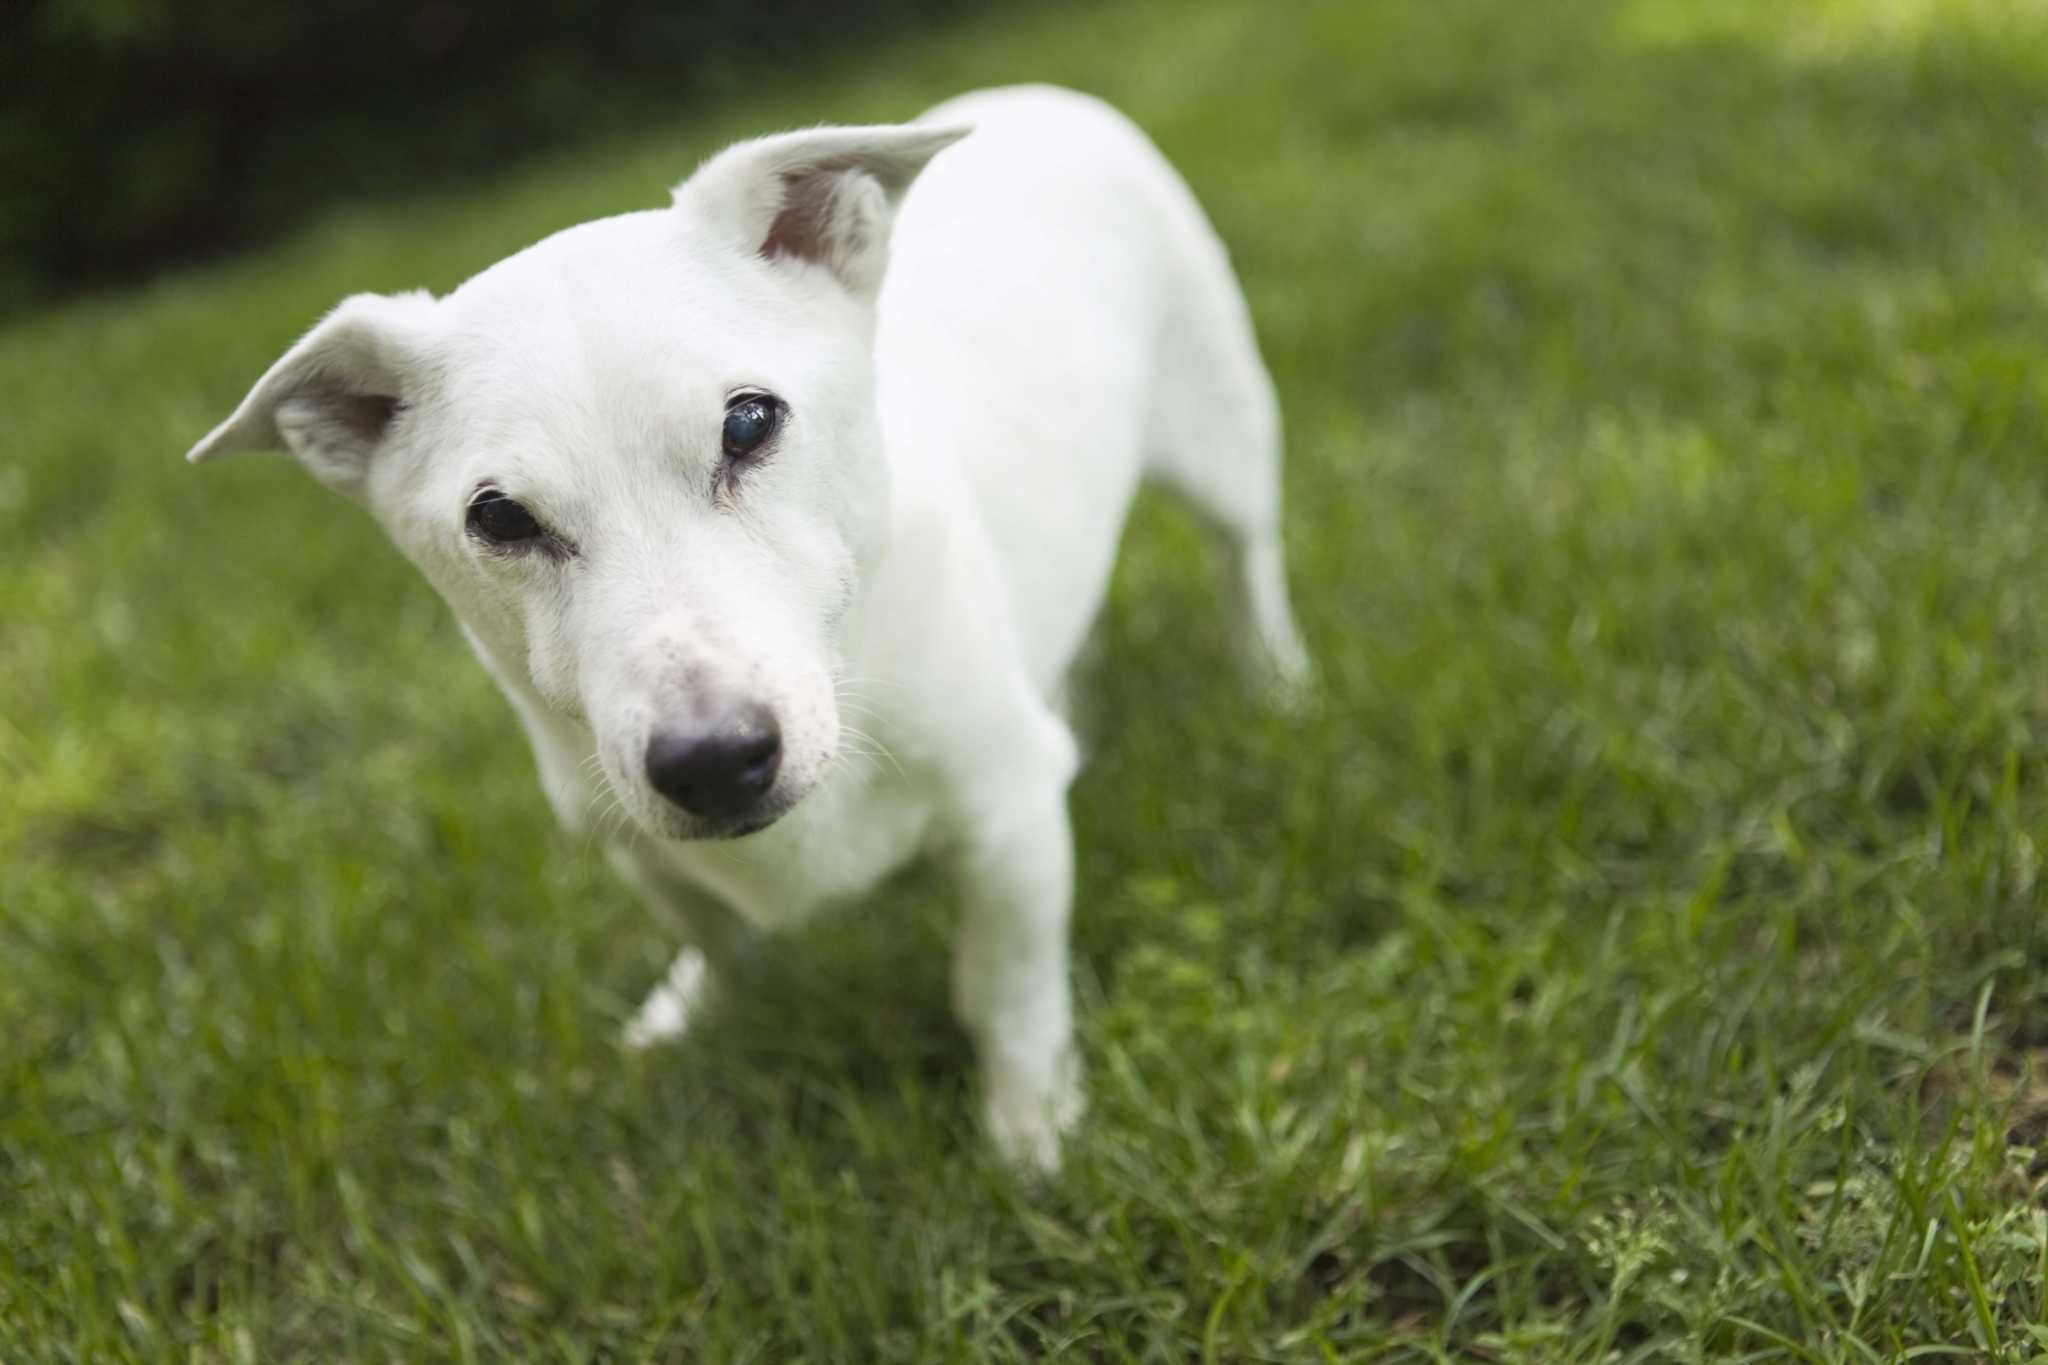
xmin=644 ymin=703 xmax=782 ymax=819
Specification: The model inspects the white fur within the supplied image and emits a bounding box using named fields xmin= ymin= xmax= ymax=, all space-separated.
xmin=188 ymin=85 xmax=1309 ymax=1172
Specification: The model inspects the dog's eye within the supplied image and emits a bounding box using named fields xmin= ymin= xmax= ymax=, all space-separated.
xmin=467 ymin=490 xmax=545 ymax=546
xmin=722 ymin=393 xmax=783 ymax=461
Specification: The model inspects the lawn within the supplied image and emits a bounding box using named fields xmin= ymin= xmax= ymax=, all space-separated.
xmin=6 ymin=0 xmax=2048 ymax=1357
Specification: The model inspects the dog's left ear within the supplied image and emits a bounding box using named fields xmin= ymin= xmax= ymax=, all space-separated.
xmin=677 ymin=123 xmax=969 ymax=301
xmin=185 ymin=290 xmax=437 ymax=500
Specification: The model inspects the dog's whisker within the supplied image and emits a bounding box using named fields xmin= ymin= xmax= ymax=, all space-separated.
xmin=589 ymin=791 xmax=626 ymax=849
xmin=838 ymin=725 xmax=905 ymax=780
xmin=578 ymin=784 xmax=613 ymax=851
xmin=832 ymin=678 xmax=905 ymax=710
xmin=834 ymin=672 xmax=904 ymax=690
xmin=823 ymin=750 xmax=875 ymax=788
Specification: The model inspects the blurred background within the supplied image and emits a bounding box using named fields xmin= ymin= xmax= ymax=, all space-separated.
xmin=0 ymin=0 xmax=980 ymax=314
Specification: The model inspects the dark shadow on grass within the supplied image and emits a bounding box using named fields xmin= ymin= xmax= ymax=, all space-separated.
xmin=621 ymin=866 xmax=979 ymax=1160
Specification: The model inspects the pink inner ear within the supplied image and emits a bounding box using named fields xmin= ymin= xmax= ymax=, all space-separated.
xmin=310 ymin=385 xmax=401 ymax=447
xmin=760 ymin=168 xmax=860 ymax=266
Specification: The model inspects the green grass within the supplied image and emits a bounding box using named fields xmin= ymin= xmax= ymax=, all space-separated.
xmin=6 ymin=0 xmax=2048 ymax=1357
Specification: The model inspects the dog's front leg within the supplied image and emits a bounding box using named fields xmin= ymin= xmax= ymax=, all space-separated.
xmin=950 ymin=786 xmax=1083 ymax=1174
xmin=609 ymin=843 xmax=756 ymax=1049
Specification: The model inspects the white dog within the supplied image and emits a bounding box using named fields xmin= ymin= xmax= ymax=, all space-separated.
xmin=188 ymin=85 xmax=1309 ymax=1171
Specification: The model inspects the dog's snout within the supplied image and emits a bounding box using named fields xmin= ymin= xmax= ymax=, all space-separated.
xmin=645 ymin=703 xmax=782 ymax=819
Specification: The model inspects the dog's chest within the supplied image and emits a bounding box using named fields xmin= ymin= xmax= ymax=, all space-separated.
xmin=649 ymin=764 xmax=938 ymax=930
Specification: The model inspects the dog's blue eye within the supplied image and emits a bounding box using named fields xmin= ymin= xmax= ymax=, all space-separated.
xmin=722 ymin=393 xmax=782 ymax=460
xmin=467 ymin=490 xmax=544 ymax=546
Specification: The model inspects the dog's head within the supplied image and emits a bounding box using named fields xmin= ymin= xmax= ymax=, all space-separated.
xmin=188 ymin=123 xmax=966 ymax=839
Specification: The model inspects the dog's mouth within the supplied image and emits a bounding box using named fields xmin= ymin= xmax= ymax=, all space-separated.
xmin=620 ymin=774 xmax=801 ymax=844
xmin=694 ymin=807 xmax=784 ymax=841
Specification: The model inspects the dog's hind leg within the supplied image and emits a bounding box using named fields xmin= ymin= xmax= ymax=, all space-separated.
xmin=1148 ymin=407 xmax=1313 ymax=702
xmin=1222 ymin=514 xmax=1313 ymax=704
xmin=1141 ymin=226 xmax=1312 ymax=701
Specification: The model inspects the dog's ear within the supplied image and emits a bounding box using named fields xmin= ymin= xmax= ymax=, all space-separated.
xmin=185 ymin=290 xmax=437 ymax=499
xmin=676 ymin=123 xmax=969 ymax=301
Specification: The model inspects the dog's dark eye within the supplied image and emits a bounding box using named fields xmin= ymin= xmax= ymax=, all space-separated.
xmin=467 ymin=490 xmax=544 ymax=546
xmin=722 ymin=393 xmax=783 ymax=461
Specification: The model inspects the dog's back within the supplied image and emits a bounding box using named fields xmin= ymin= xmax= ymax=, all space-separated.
xmin=876 ymin=85 xmax=1301 ymax=697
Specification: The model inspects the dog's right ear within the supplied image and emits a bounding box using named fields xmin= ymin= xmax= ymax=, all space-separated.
xmin=185 ymin=290 xmax=437 ymax=500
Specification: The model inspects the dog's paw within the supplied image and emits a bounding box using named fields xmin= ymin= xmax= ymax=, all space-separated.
xmin=1260 ymin=658 xmax=1317 ymax=719
xmin=1238 ymin=627 xmax=1315 ymax=718
xmin=984 ymin=1046 xmax=1085 ymax=1177
xmin=621 ymin=947 xmax=712 ymax=1050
